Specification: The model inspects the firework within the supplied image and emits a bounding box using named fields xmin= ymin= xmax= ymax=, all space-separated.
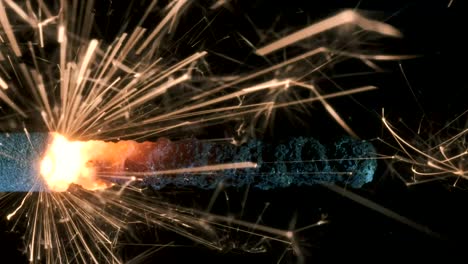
xmin=0 ymin=0 xmax=408 ymax=263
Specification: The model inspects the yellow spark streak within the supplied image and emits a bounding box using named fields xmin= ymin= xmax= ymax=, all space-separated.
xmin=101 ymin=162 xmax=257 ymax=177
xmin=383 ymin=116 xmax=467 ymax=179
xmin=291 ymin=81 xmax=358 ymax=138
xmin=4 ymin=0 xmax=35 ymax=26
xmin=0 ymin=0 xmax=22 ymax=57
xmin=256 ymin=9 xmax=402 ymax=56
xmin=96 ymin=51 xmax=207 ymax=126
xmin=136 ymin=0 xmax=188 ymax=54
xmin=7 ymin=193 xmax=31 ymax=220
xmin=142 ymin=78 xmax=288 ymax=125
xmin=100 ymin=73 xmax=189 ymax=123
xmin=33 ymin=71 xmax=56 ymax=128
xmin=77 ymin=39 xmax=99 ymax=86
xmin=58 ymin=25 xmax=65 ymax=43
xmin=65 ymin=39 xmax=99 ymax=132
xmin=0 ymin=76 xmax=7 ymax=89
xmin=106 ymin=84 xmax=376 ymax=139
xmin=193 ymin=47 xmax=327 ymax=101
xmin=38 ymin=23 xmax=44 ymax=48
xmin=0 ymin=88 xmax=27 ymax=117
xmin=210 ymin=0 xmax=230 ymax=10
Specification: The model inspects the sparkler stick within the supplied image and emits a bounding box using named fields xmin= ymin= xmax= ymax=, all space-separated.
xmin=0 ymin=132 xmax=376 ymax=192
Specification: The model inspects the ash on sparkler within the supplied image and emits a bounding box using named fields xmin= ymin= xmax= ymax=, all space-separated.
xmin=0 ymin=0 xmax=411 ymax=263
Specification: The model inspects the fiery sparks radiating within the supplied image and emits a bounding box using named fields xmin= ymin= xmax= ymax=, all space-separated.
xmin=0 ymin=0 xmax=411 ymax=263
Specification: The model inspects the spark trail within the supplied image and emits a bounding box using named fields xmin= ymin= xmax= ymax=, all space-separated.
xmin=382 ymin=112 xmax=468 ymax=186
xmin=0 ymin=0 xmax=409 ymax=263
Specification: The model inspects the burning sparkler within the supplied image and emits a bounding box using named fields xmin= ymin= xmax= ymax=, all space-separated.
xmin=0 ymin=0 xmax=410 ymax=263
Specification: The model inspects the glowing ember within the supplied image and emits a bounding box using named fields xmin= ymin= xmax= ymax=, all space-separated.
xmin=40 ymin=133 xmax=120 ymax=191
xmin=40 ymin=133 xmax=183 ymax=192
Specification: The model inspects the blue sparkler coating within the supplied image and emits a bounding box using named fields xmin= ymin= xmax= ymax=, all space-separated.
xmin=0 ymin=132 xmax=48 ymax=192
xmin=0 ymin=133 xmax=377 ymax=192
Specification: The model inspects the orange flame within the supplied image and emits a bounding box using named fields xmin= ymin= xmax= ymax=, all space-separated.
xmin=40 ymin=133 xmax=175 ymax=192
xmin=40 ymin=133 xmax=136 ymax=192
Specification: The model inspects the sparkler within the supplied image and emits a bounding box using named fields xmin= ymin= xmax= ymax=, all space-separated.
xmin=0 ymin=0 xmax=409 ymax=263
xmin=0 ymin=132 xmax=376 ymax=192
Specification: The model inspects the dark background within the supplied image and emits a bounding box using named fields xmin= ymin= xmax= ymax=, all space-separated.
xmin=1 ymin=0 xmax=468 ymax=263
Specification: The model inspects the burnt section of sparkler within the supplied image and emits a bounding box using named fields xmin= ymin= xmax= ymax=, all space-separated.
xmin=126 ymin=136 xmax=377 ymax=190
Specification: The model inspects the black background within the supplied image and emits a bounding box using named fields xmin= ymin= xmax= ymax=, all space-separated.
xmin=1 ymin=0 xmax=468 ymax=263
